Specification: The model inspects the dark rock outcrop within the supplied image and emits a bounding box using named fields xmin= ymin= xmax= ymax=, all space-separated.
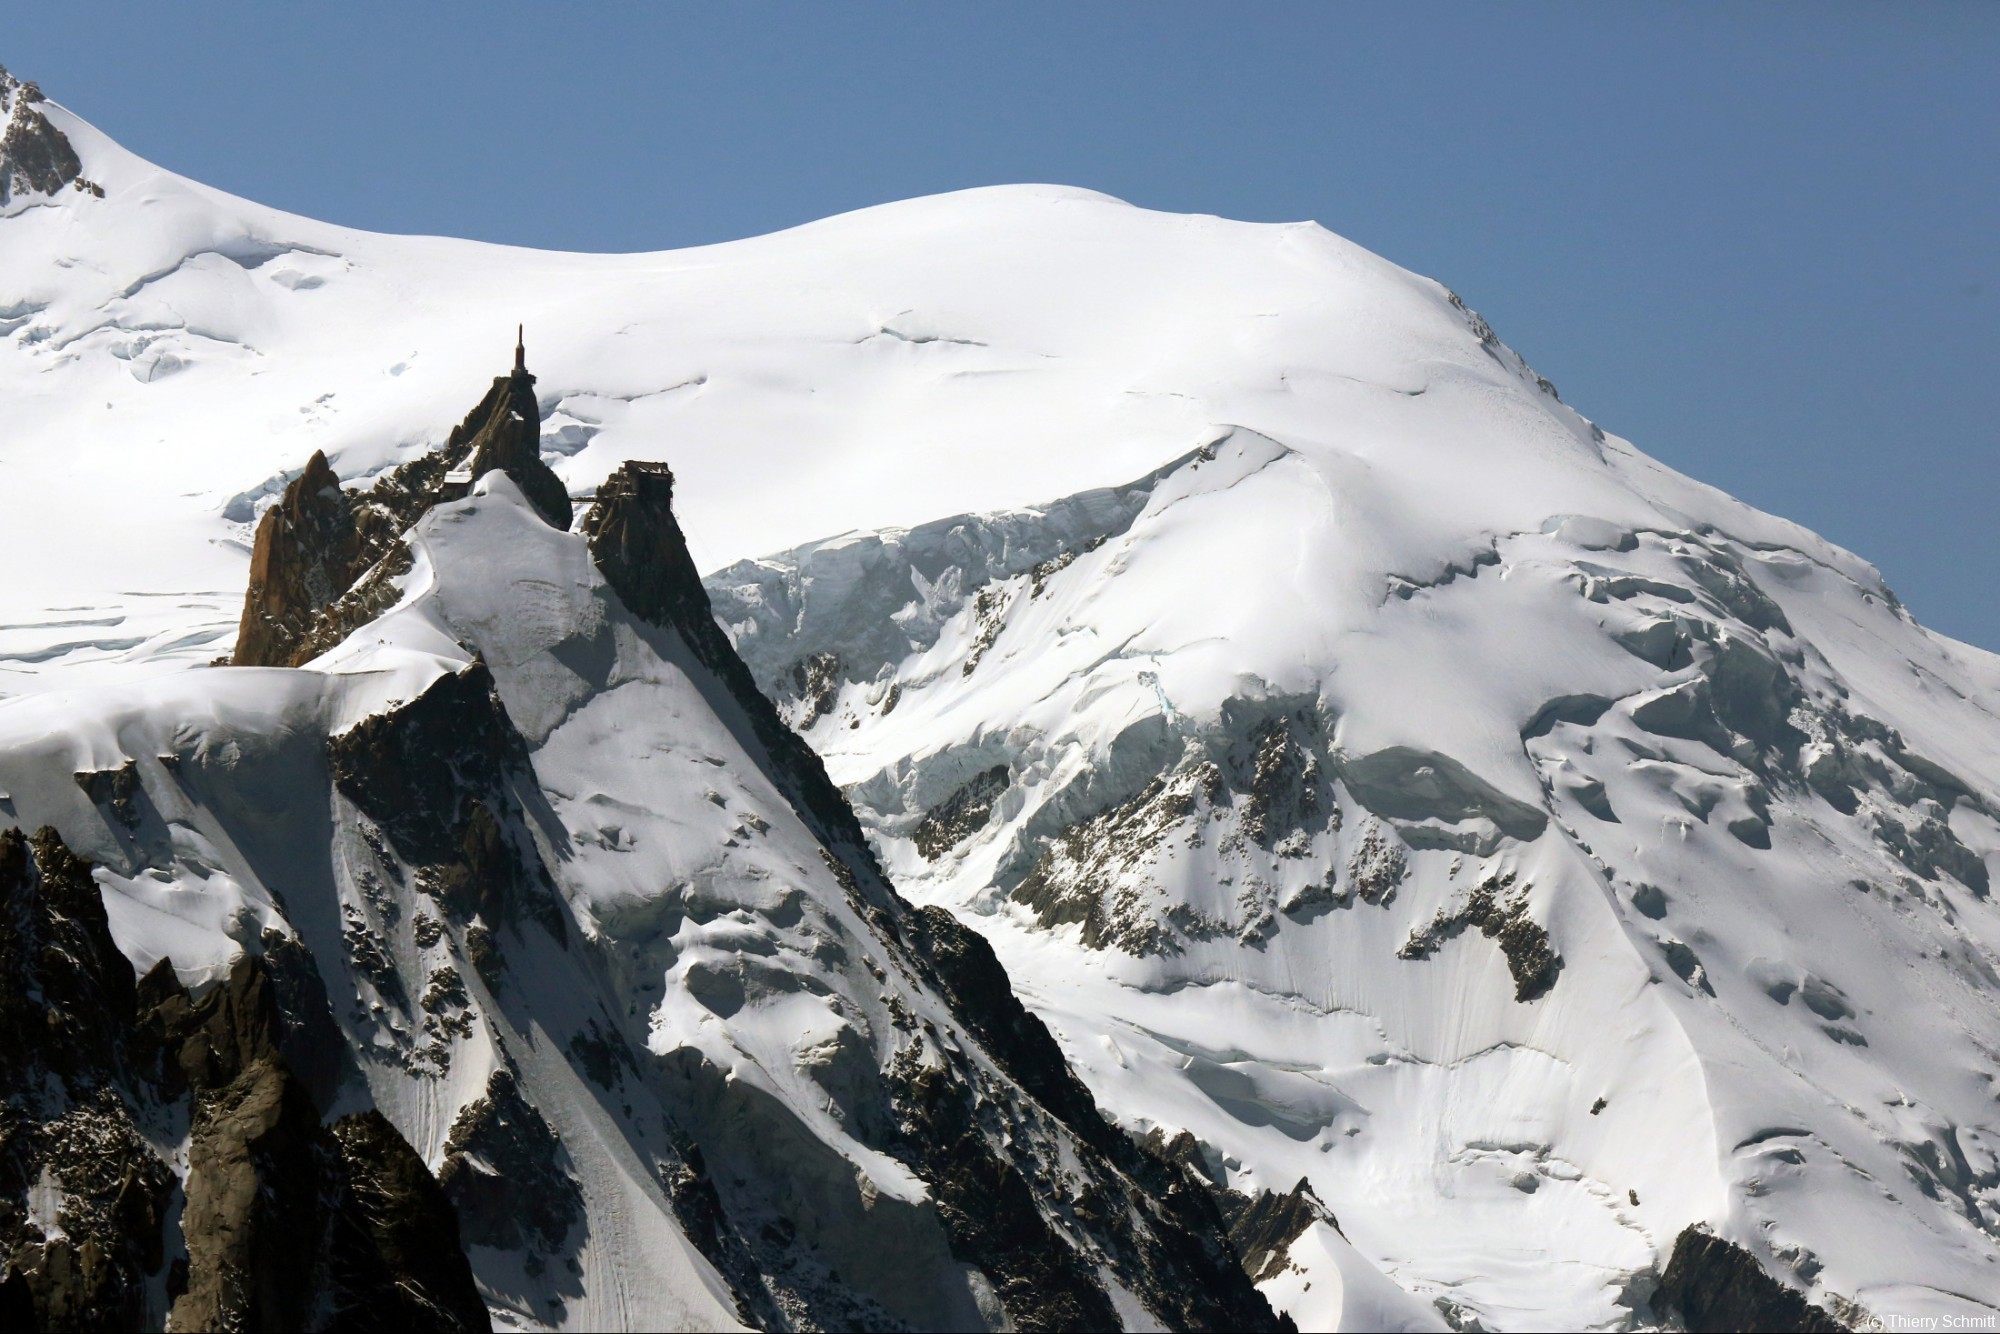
xmin=895 ymin=904 xmax=1290 ymax=1334
xmin=155 ymin=953 xmax=489 ymax=1333
xmin=0 ymin=824 xmax=486 ymax=1333
xmin=913 ymin=764 xmax=1010 ymax=860
xmin=888 ymin=1047 xmax=1122 ymax=1332
xmin=656 ymin=1137 xmax=787 ymax=1331
xmin=436 ymin=1068 xmax=582 ymax=1254
xmin=1219 ymin=1178 xmax=1338 ymax=1284
xmin=0 ymin=68 xmax=95 ymax=205
xmin=0 ymin=827 xmax=171 ymax=1330
xmin=1014 ymin=761 xmax=1229 ymax=956
xmin=1397 ymin=871 xmax=1563 ymax=1002
xmin=1655 ymin=1226 xmax=1846 ymax=1333
xmin=321 ymin=1111 xmax=491 ymax=1333
xmin=232 ymin=341 xmax=568 ymax=667
xmin=327 ymin=659 xmax=568 ymax=957
xmin=1241 ymin=718 xmax=1327 ymax=854
xmin=74 ymin=760 xmax=145 ymax=835
xmin=233 ymin=450 xmax=370 ymax=668
xmin=788 ymin=650 xmax=842 ymax=728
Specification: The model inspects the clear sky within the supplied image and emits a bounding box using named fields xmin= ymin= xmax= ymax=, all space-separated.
xmin=7 ymin=3 xmax=1997 ymax=646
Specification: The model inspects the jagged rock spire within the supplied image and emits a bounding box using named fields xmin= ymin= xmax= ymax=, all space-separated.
xmin=460 ymin=334 xmax=566 ymax=529
xmin=232 ymin=449 xmax=365 ymax=667
xmin=229 ymin=343 xmax=572 ymax=666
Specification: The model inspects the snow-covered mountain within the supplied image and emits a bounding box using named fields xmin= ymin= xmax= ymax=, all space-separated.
xmin=5 ymin=61 xmax=1999 ymax=1331
xmin=0 ymin=312 xmax=1283 ymax=1334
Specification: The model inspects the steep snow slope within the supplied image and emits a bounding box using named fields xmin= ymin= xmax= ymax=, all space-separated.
xmin=6 ymin=69 xmax=2000 ymax=1330
xmin=707 ymin=420 xmax=2000 ymax=1328
xmin=0 ymin=425 xmax=1285 ymax=1329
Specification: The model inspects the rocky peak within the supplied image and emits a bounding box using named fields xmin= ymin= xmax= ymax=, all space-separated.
xmin=0 ymin=66 xmax=96 ymax=205
xmin=582 ymin=460 xmax=890 ymax=885
xmin=232 ymin=449 xmax=366 ymax=667
xmin=454 ymin=332 xmax=570 ymax=531
xmin=231 ymin=345 xmax=572 ymax=666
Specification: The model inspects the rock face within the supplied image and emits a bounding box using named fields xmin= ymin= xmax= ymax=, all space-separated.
xmin=457 ymin=335 xmax=572 ymax=532
xmin=155 ymin=953 xmax=487 ymax=1334
xmin=232 ymin=340 xmax=570 ymax=667
xmin=234 ymin=450 xmax=368 ymax=668
xmin=1655 ymin=1227 xmax=1847 ymax=1333
xmin=0 ymin=68 xmax=95 ymax=205
xmin=0 ymin=827 xmax=484 ymax=1334
xmin=0 ymin=826 xmax=169 ymax=1329
xmin=321 ymin=1111 xmax=492 ymax=1333
xmin=891 ymin=904 xmax=1270 ymax=1334
xmin=1220 ymin=1180 xmax=1339 ymax=1285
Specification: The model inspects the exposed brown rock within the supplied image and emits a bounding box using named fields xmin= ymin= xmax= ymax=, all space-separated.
xmin=159 ymin=952 xmax=489 ymax=1334
xmin=231 ymin=341 xmax=568 ymax=667
xmin=168 ymin=1041 xmax=323 ymax=1333
xmin=232 ymin=449 xmax=368 ymax=667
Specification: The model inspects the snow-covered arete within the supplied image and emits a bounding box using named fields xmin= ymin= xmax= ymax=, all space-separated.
xmin=0 ymin=449 xmax=1285 ymax=1330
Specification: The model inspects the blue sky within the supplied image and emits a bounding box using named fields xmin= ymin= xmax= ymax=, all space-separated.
xmin=8 ymin=3 xmax=1998 ymax=645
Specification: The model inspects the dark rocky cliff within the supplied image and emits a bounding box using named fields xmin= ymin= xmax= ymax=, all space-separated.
xmin=0 ymin=827 xmax=486 ymax=1333
xmin=1655 ymin=1227 xmax=1848 ymax=1333
xmin=0 ymin=67 xmax=97 ymax=205
xmin=234 ymin=450 xmax=369 ymax=668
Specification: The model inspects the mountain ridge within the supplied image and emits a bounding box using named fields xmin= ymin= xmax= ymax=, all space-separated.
xmin=0 ymin=343 xmax=1292 ymax=1330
